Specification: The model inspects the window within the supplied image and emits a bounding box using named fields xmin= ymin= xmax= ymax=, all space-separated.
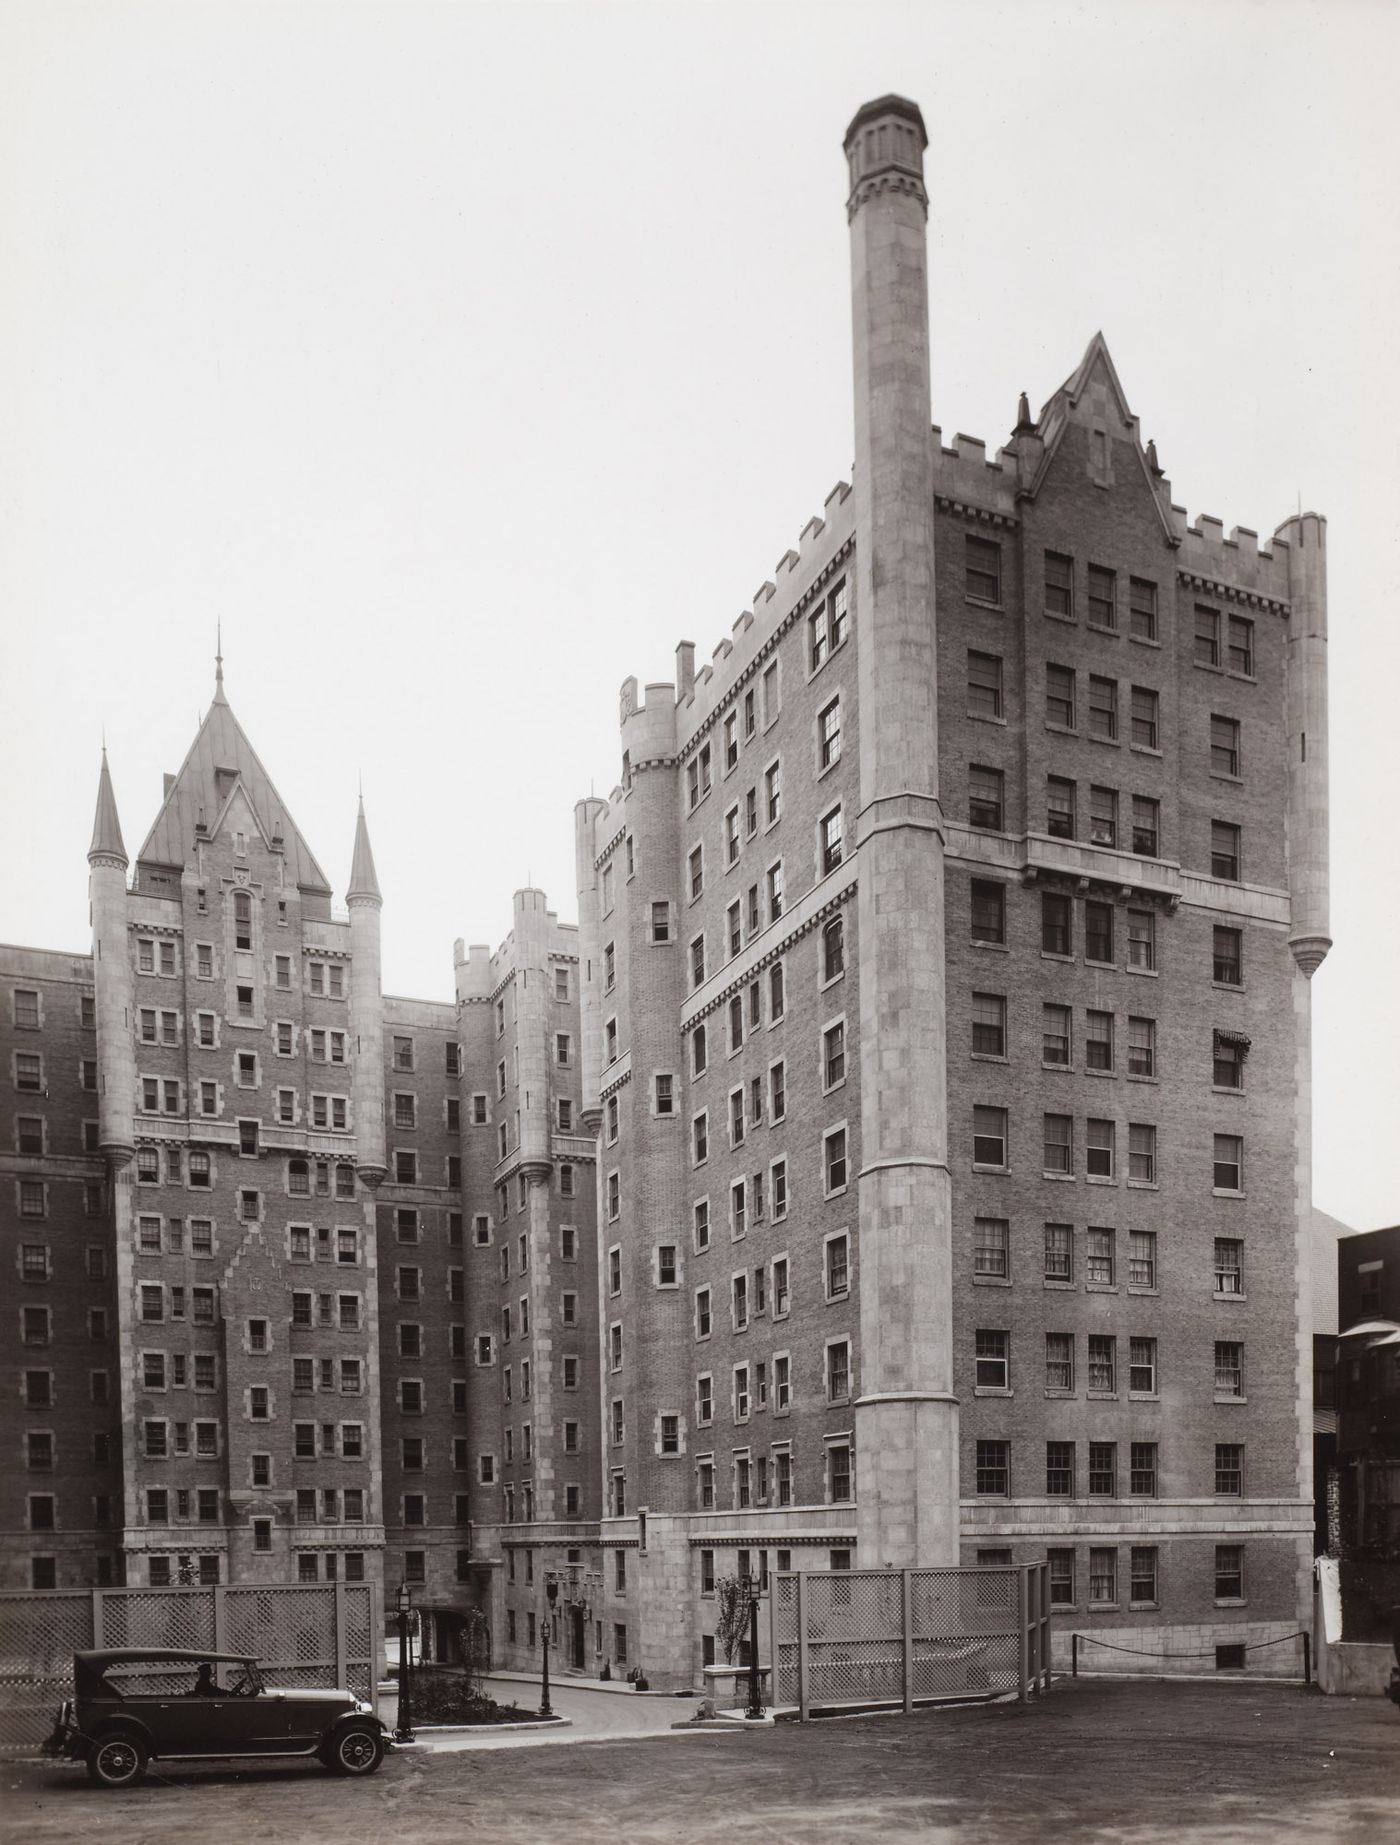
xmin=1129 ymin=795 xmax=1159 ymax=857
xmin=1127 ymin=909 xmax=1155 ymax=971
xmin=1043 ymin=1114 xmax=1072 ymax=1175
xmin=1128 ymin=1230 xmax=1157 ymax=1290
xmin=1045 ymin=1331 xmax=1074 ymax=1390
xmin=823 ymin=1019 xmax=847 ymax=1087
xmin=1215 ymin=1543 xmax=1245 ymax=1601
xmin=1227 ymin=615 xmax=1254 ymax=676
xmin=827 ymin=1441 xmax=852 ymax=1503
xmin=1088 ymin=675 xmax=1117 ymax=740
xmin=822 ymin=914 xmax=845 ymax=981
xmin=1044 ymin=551 xmax=1073 ymax=617
xmin=769 ymin=959 xmax=785 ymax=1020
xmin=1084 ymin=901 xmax=1113 ymax=964
xmin=808 ymin=577 xmax=849 ymax=670
xmin=971 ymin=880 xmax=1005 ymax=946
xmin=1042 ymin=1003 xmax=1071 ymax=1066
xmin=975 ymin=1329 xmax=1008 ymax=1389
xmin=1088 ymin=785 xmax=1117 ymax=849
xmin=1129 ymin=685 xmax=1159 ymax=751
xmin=1046 ymin=777 xmax=1075 ymax=840
xmin=1085 ymin=1010 xmax=1114 ymax=1071
xmin=1041 ymin=892 xmax=1071 ymax=957
xmin=1046 ymin=1442 xmax=1075 ymax=1495
xmin=818 ymin=696 xmax=843 ymax=768
xmin=819 ymin=806 xmax=844 ymax=875
xmin=1210 ymin=820 xmax=1241 ymax=882
xmin=968 ymin=766 xmax=1003 ymax=831
xmin=1128 ymin=1123 xmax=1156 ymax=1183
xmin=1129 ymin=1338 xmax=1157 ymax=1395
xmin=973 ymin=1217 xmax=1009 ymax=1279
xmin=1215 ymin=1341 xmax=1244 ymax=1397
xmin=967 ymin=650 xmax=1003 ymax=719
xmin=1128 ymin=576 xmax=1157 ymax=640
xmin=1088 ymin=1443 xmax=1117 ymax=1497
xmin=1087 ymin=1333 xmax=1116 ymax=1391
xmin=824 ymin=1126 xmax=848 ymax=1193
xmin=1215 ymin=1444 xmax=1243 ymax=1496
xmin=966 ymin=533 xmax=1001 ymax=604
xmin=975 ymin=1440 xmax=1009 ymax=1496
xmin=1213 ymin=1134 xmax=1243 ymax=1192
xmin=771 ymin=1159 xmax=787 ymax=1220
xmin=825 ymin=1232 xmax=850 ymax=1299
xmin=1048 ymin=1549 xmax=1076 ymax=1607
xmin=1214 ymin=1031 xmax=1247 ymax=1089
xmin=1087 ymin=564 xmax=1115 ymax=628
xmin=1194 ymin=604 xmax=1220 ymax=667
xmin=1087 ymin=1228 xmax=1115 ymax=1291
xmin=973 ymin=1105 xmax=1007 ymax=1169
xmin=1129 ymin=1546 xmax=1158 ymax=1605
xmin=1210 ymin=713 xmax=1241 ymax=778
xmin=1213 ymin=926 xmax=1242 ymax=986
xmin=1045 ymin=663 xmax=1075 ymax=728
xmin=826 ymin=1339 xmax=850 ymax=1403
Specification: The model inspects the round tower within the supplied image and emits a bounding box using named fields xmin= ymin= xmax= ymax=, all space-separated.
xmin=1277 ymin=510 xmax=1331 ymax=977
xmin=573 ymin=797 xmax=608 ymax=1136
xmin=845 ymin=94 xmax=960 ymax=1568
xmin=346 ymin=799 xmax=386 ymax=1187
xmin=88 ymin=749 xmax=136 ymax=1171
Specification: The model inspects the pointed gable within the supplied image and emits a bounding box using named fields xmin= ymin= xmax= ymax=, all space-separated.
xmin=1025 ymin=332 xmax=1177 ymax=547
xmin=135 ymin=687 xmax=332 ymax=893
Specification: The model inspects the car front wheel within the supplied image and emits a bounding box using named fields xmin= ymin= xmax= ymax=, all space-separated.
xmin=326 ymin=1724 xmax=384 ymax=1776
xmin=86 ymin=1733 xmax=148 ymax=1788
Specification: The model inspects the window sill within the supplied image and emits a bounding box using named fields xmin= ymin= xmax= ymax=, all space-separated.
xmin=1085 ymin=1283 xmax=1119 ymax=1297
xmin=1086 ymin=732 xmax=1122 ymax=749
xmin=973 ymin=1385 xmax=1013 ymax=1398
xmin=1044 ymin=610 xmax=1076 ymax=626
xmin=1212 ymin=1189 xmax=1245 ymax=1201
xmin=1128 ymin=1600 xmax=1160 ymax=1614
xmin=1044 ymin=1386 xmax=1076 ymax=1399
xmin=1214 ymin=1597 xmax=1248 ymax=1609
xmin=971 ymin=1163 xmax=1008 ymax=1177
xmin=966 ymin=596 xmax=1004 ymax=615
xmin=1126 ymin=1285 xmax=1159 ymax=1298
xmin=973 ymin=1274 xmax=1012 ymax=1287
xmin=1044 ymin=721 xmax=1078 ymax=738
xmin=1086 ymin=1390 xmax=1118 ymax=1402
xmin=1085 ymin=1175 xmax=1117 ymax=1187
xmin=1088 ymin=1601 xmax=1119 ymax=1613
xmin=1126 ymin=1073 xmax=1158 ymax=1085
xmin=1086 ymin=621 xmax=1118 ymax=639
xmin=1042 ymin=1171 xmax=1075 ymax=1183
xmin=1128 ymin=1391 xmax=1159 ymax=1403
xmin=1041 ymin=951 xmax=1076 ymax=966
xmin=1213 ymin=1290 xmax=1247 ymax=1303
xmin=968 ymin=712 xmax=1008 ymax=727
xmin=1083 ymin=1066 xmax=1115 ymax=1080
xmin=1125 ymin=964 xmax=1158 ymax=978
xmin=970 ymin=1052 xmax=1009 ymax=1066
xmin=1128 ymin=634 xmax=1161 ymax=649
xmin=1212 ymin=1085 xmax=1245 ymax=1097
xmin=1042 ymin=1059 xmax=1074 ymax=1073
xmin=1126 ymin=1179 xmax=1159 ymax=1192
xmin=1129 ymin=743 xmax=1163 ymax=759
xmin=824 ymin=1184 xmax=850 ymax=1202
xmin=1214 ymin=1392 xmax=1248 ymax=1405
xmin=972 ymin=940 xmax=1010 ymax=953
xmin=1043 ymin=1280 xmax=1076 ymax=1292
xmin=1084 ymin=958 xmax=1117 ymax=972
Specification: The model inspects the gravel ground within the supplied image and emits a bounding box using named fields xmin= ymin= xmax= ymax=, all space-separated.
xmin=4 ymin=1677 xmax=1397 ymax=1845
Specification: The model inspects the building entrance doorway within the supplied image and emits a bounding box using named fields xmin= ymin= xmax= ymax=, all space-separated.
xmin=571 ymin=1607 xmax=586 ymax=1669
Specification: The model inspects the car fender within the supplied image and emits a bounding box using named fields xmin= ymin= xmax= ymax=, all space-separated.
xmin=85 ymin=1713 xmax=156 ymax=1753
xmin=323 ymin=1710 xmax=386 ymax=1740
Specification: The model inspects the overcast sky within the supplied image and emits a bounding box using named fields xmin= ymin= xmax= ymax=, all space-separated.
xmin=2 ymin=0 xmax=1396 ymax=1232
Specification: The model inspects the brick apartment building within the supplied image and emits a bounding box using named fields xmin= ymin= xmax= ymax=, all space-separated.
xmin=2 ymin=94 xmax=1330 ymax=1687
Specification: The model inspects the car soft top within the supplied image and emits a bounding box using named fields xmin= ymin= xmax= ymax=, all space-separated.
xmin=73 ymin=1650 xmax=260 ymax=1696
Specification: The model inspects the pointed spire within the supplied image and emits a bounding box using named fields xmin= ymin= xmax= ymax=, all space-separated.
xmin=88 ymin=748 xmax=128 ymax=865
xmin=213 ymin=620 xmax=227 ymax=705
xmin=1015 ymin=390 xmax=1034 ymax=433
xmin=1146 ymin=438 xmax=1161 ymax=475
xmin=346 ymin=796 xmax=382 ymax=904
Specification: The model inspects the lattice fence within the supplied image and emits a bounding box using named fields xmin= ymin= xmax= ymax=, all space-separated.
xmin=771 ymin=1562 xmax=1051 ymax=1719
xmin=0 ymin=1581 xmax=380 ymax=1753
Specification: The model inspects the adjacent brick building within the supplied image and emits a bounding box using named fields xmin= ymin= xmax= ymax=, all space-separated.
xmin=2 ymin=92 xmax=1331 ymax=1689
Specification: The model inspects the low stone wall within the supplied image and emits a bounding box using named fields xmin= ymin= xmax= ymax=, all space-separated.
xmin=1055 ymin=1621 xmax=1305 ymax=1679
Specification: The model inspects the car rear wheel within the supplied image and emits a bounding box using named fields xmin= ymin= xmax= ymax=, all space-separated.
xmin=326 ymin=1724 xmax=384 ymax=1776
xmin=86 ymin=1733 xmax=148 ymax=1788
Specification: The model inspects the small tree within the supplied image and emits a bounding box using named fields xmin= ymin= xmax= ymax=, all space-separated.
xmin=714 ymin=1574 xmax=755 ymax=1667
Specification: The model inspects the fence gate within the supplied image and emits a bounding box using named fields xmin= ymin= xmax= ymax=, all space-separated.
xmin=0 ymin=1581 xmax=381 ymax=1755
xmin=770 ymin=1561 xmax=1051 ymax=1721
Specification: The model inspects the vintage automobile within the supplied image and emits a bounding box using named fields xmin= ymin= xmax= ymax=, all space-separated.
xmin=43 ymin=1647 xmax=388 ymax=1786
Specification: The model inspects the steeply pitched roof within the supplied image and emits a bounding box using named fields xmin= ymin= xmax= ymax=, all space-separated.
xmin=347 ymin=797 xmax=382 ymax=904
xmin=135 ymin=674 xmax=331 ymax=893
xmin=88 ymin=749 xmax=128 ymax=863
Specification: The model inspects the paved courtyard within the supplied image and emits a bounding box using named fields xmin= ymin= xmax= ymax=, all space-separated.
xmin=4 ymin=1678 xmax=1397 ymax=1845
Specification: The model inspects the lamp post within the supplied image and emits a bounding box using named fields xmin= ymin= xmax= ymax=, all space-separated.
xmin=539 ymin=1575 xmax=559 ymax=1718
xmin=394 ymin=1581 xmax=416 ymax=1744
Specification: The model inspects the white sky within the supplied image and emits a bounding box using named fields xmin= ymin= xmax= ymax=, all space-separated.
xmin=2 ymin=0 xmax=1397 ymax=1231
